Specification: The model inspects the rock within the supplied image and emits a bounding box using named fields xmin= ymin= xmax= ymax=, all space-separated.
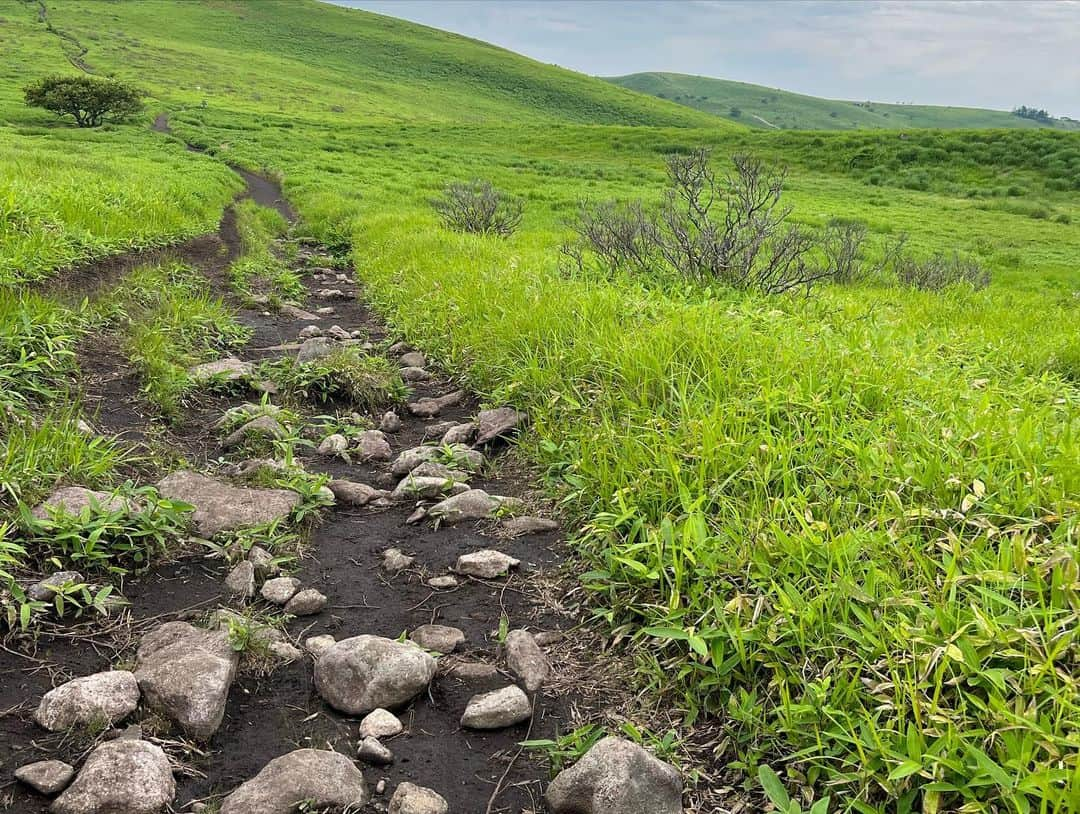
xmin=445 ymin=661 xmax=499 ymax=680
xmin=501 ymin=515 xmax=559 ymax=537
xmin=314 ymin=635 xmax=437 ymax=714
xmin=422 ymin=420 xmax=458 ymax=441
xmin=399 ymin=351 xmax=426 ymax=368
xmin=428 ymin=489 xmax=520 ymax=525
xmin=388 ymin=341 xmax=411 ymax=355
xmin=327 ymin=324 xmax=351 ymax=341
xmin=15 ymin=760 xmax=75 ymax=796
xmin=475 ymin=406 xmax=528 ymax=445
xmin=157 ymin=471 xmax=300 ymax=537
xmin=317 ymin=433 xmax=349 ymax=456
xmin=427 ymin=575 xmax=459 ymax=589
xmin=298 ymin=325 xmax=323 ymax=339
xmin=328 ymin=479 xmax=380 ymax=506
xmin=268 ymin=640 xmax=303 ymax=661
xmin=357 ymin=736 xmax=394 ymax=765
xmin=376 ymin=779 xmax=387 ymax=795
xmin=379 ymin=411 xmax=402 ymax=433
xmin=390 ymin=446 xmax=441 ymax=477
xmin=34 ymin=671 xmax=139 ymax=732
xmin=224 ymin=561 xmax=256 ymax=599
xmin=545 ymin=736 xmax=683 ymax=814
xmin=315 ymin=288 xmax=347 ymax=300
xmin=220 ymin=749 xmax=369 ymax=814
xmin=505 ymin=630 xmax=552 ymax=692
xmin=189 ymin=357 xmax=252 ymax=384
xmin=534 ymin=630 xmax=563 ymax=648
xmin=407 ymin=390 xmax=465 ymax=418
xmin=31 ymin=487 xmax=130 ymax=521
xmin=247 ymin=545 xmax=277 ymax=578
xmin=389 ymin=782 xmax=449 ymax=814
xmin=359 ymin=708 xmax=403 ymax=739
xmin=223 ymin=416 xmax=288 ymax=450
xmin=315 ymin=306 xmax=336 ymax=316
xmin=281 ymin=304 xmax=321 ymax=321
xmin=356 ymin=429 xmax=392 ymax=462
xmin=382 ymin=548 xmax=414 ymax=572
xmin=221 ymin=457 xmax=286 ymax=480
xmin=409 ymin=624 xmax=465 ymax=654
xmin=260 ymin=576 xmax=302 ymax=605
xmin=297 ymin=336 xmax=334 ymax=363
xmin=134 ymin=621 xmax=238 ymax=741
xmin=253 ymin=379 xmax=280 ymax=396
xmin=399 ymin=366 xmax=431 ymax=383
xmin=52 ymin=740 xmax=175 ymax=814
xmin=26 ymin=570 xmax=85 ymax=602
xmin=440 ymin=422 xmax=477 ymax=446
xmin=446 ymin=446 xmax=485 ymax=472
xmin=304 ymin=635 xmax=336 ymax=658
xmin=460 ymin=685 xmax=531 ymax=729
xmin=455 ymin=550 xmax=520 ymax=579
xmin=392 ymin=475 xmax=469 ymax=501
xmin=410 ymin=461 xmax=469 ymax=481
xmin=284 ymin=588 xmax=327 ymax=616
xmin=406 ymin=507 xmax=428 ymax=524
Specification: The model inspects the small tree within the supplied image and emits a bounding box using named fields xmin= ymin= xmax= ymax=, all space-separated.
xmin=24 ymin=75 xmax=143 ymax=127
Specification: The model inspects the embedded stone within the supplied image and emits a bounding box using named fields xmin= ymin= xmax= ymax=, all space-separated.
xmin=156 ymin=471 xmax=300 ymax=537
xmin=283 ymin=588 xmax=327 ymax=616
xmin=474 ymin=406 xmax=528 ymax=445
xmin=220 ymin=749 xmax=369 ymax=814
xmin=501 ymin=515 xmax=559 ymax=537
xmin=26 ymin=570 xmax=85 ymax=603
xmin=189 ymin=357 xmax=251 ymax=384
xmin=409 ymin=624 xmax=465 ymax=654
xmin=505 ymin=630 xmax=552 ymax=692
xmin=454 ymin=550 xmax=520 ymax=579
xmin=34 ymin=671 xmax=139 ymax=732
xmin=14 ymin=760 xmax=74 ymax=796
xmin=314 ymin=635 xmax=437 ymax=714
xmin=356 ymin=429 xmax=392 ymax=461
xmin=359 ymin=708 xmax=403 ymax=739
xmin=224 ymin=561 xmax=257 ymax=599
xmin=357 ymin=736 xmax=394 ymax=765
xmin=52 ymin=740 xmax=175 ymax=814
xmin=31 ymin=487 xmax=130 ymax=521
xmin=460 ymin=685 xmax=531 ymax=729
xmin=389 ymin=782 xmax=449 ymax=814
xmin=261 ymin=576 xmax=302 ymax=605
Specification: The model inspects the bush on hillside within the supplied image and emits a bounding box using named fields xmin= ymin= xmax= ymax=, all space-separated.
xmin=432 ymin=179 xmax=523 ymax=237
xmin=895 ymin=250 xmax=991 ymax=291
xmin=24 ymin=75 xmax=143 ymax=127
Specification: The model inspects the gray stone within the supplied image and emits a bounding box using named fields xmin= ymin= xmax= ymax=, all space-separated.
xmin=407 ymin=390 xmax=465 ymax=418
xmin=221 ymin=457 xmax=286 ymax=480
xmin=327 ymin=324 xmax=351 ymax=341
xmin=505 ymin=630 xmax=552 ymax=692
xmin=382 ymin=548 xmax=415 ymax=572
xmin=315 ymin=288 xmax=347 ymax=300
xmin=359 ymin=708 xmax=403 ymax=739
xmin=314 ymin=635 xmax=437 ymax=714
xmin=405 ymin=507 xmax=428 ymax=524
xmin=390 ymin=446 xmax=440 ymax=477
xmin=427 ymin=575 xmax=459 ymax=590
xmin=247 ymin=545 xmax=278 ymax=578
xmin=445 ymin=661 xmax=499 ymax=680
xmin=26 ymin=570 xmax=85 ymax=603
xmin=281 ymin=304 xmax=321 ymax=321
xmin=189 ymin=357 xmax=251 ymax=384
xmin=328 ymin=479 xmax=380 ymax=506
xmin=534 ymin=630 xmax=564 ymax=648
xmin=315 ymin=306 xmax=336 ymax=316
xmin=388 ymin=341 xmax=411 ymax=355
xmin=134 ymin=621 xmax=238 ymax=741
xmin=220 ymin=749 xmax=369 ymax=814
xmin=304 ymin=635 xmax=337 ymax=658
xmin=392 ymin=475 xmax=469 ymax=501
xmin=317 ymin=433 xmax=349 ymax=456
xmin=410 ymin=461 xmax=469 ymax=481
xmin=545 ymin=736 xmax=683 ymax=814
xmin=399 ymin=366 xmax=431 ymax=383
xmin=260 ymin=576 xmax=302 ymax=605
xmin=296 ymin=336 xmax=334 ymax=363
xmin=475 ymin=406 xmax=528 ymax=445
xmin=356 ymin=429 xmax=392 ymax=462
xmin=34 ymin=671 xmax=139 ymax=732
xmin=357 ymin=735 xmax=394 ymax=765
xmin=398 ymin=351 xmax=427 ymax=368
xmin=422 ymin=420 xmax=458 ymax=441
xmin=224 ymin=561 xmax=257 ymax=599
xmin=15 ymin=760 xmax=74 ymax=796
xmin=389 ymin=782 xmax=449 ymax=814
xmin=31 ymin=487 xmax=130 ymax=521
xmin=379 ymin=411 xmax=402 ymax=433
xmin=440 ymin=422 xmax=477 ymax=446
xmin=157 ymin=471 xmax=300 ymax=538
xmin=52 ymin=740 xmax=175 ymax=814
xmin=428 ymin=489 xmax=521 ymax=525
xmin=501 ymin=515 xmax=559 ymax=537
xmin=268 ymin=640 xmax=303 ymax=661
xmin=298 ymin=325 xmax=323 ymax=339
xmin=283 ymin=588 xmax=327 ymax=616
xmin=460 ymin=685 xmax=531 ymax=729
xmin=409 ymin=624 xmax=465 ymax=654
xmin=454 ymin=550 xmax=520 ymax=579
xmin=222 ymin=416 xmax=288 ymax=450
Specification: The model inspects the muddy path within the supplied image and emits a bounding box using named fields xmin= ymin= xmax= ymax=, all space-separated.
xmin=2 ymin=142 xmax=577 ymax=813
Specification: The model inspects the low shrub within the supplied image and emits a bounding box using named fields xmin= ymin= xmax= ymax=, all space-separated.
xmin=432 ymin=179 xmax=523 ymax=237
xmin=894 ymin=250 xmax=991 ymax=291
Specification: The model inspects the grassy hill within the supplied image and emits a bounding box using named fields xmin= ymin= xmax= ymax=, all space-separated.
xmin=4 ymin=1 xmax=1080 ymax=811
xmin=606 ymin=71 xmax=1080 ymax=131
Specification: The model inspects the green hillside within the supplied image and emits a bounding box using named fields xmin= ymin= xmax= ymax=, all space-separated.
xmin=606 ymin=71 xmax=1080 ymax=131
xmin=4 ymin=2 xmax=1080 ymax=811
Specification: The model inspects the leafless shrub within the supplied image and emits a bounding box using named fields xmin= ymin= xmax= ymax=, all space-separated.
xmin=821 ymin=219 xmax=869 ymax=283
xmin=561 ymin=200 xmax=659 ymax=276
xmin=895 ymin=250 xmax=991 ymax=291
xmin=432 ymin=179 xmax=523 ymax=237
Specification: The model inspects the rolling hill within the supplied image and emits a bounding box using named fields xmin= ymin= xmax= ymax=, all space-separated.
xmin=605 ymin=71 xmax=1080 ymax=131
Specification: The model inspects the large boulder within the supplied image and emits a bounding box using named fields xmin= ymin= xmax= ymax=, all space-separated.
xmin=31 ymin=487 xmax=130 ymax=521
xmin=220 ymin=749 xmax=369 ymax=814
xmin=474 ymin=406 xmax=528 ymax=445
xmin=545 ymin=736 xmax=683 ymax=814
xmin=34 ymin=671 xmax=139 ymax=732
xmin=52 ymin=740 xmax=175 ymax=814
xmin=156 ymin=471 xmax=299 ymax=537
xmin=314 ymin=635 xmax=437 ymax=715
xmin=133 ymin=622 xmax=238 ymax=741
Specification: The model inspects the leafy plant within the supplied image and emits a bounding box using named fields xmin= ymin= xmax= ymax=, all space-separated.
xmin=24 ymin=75 xmax=144 ymax=127
xmin=758 ymin=765 xmax=830 ymax=814
xmin=263 ymin=347 xmax=406 ymax=408
xmin=432 ymin=179 xmax=523 ymax=237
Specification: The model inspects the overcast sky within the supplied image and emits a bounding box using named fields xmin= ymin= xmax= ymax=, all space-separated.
xmin=329 ymin=0 xmax=1080 ymax=118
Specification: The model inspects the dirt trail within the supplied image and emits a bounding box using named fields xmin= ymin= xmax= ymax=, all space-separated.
xmin=2 ymin=130 xmax=574 ymax=813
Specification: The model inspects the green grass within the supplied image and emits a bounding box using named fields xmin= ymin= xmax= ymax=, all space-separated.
xmin=228 ymin=199 xmax=303 ymax=303
xmin=606 ymin=72 xmax=1080 ymax=132
xmin=3 ymin=0 xmax=1080 ymax=810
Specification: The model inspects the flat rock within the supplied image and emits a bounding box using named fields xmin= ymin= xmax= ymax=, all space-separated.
xmin=284 ymin=588 xmax=327 ymax=616
xmin=389 ymin=782 xmax=449 ymax=814
xmin=501 ymin=515 xmax=559 ymax=537
xmin=261 ymin=576 xmax=302 ymax=605
xmin=455 ymin=550 xmax=520 ymax=579
xmin=357 ymin=735 xmax=394 ymax=765
xmin=223 ymin=416 xmax=288 ymax=450
xmin=26 ymin=570 xmax=85 ymax=602
xmin=315 ymin=635 xmax=437 ymax=714
xmin=359 ymin=708 xmax=403 ymax=739
xmin=392 ymin=475 xmax=469 ymax=501
xmin=328 ymin=479 xmax=380 ymax=506
xmin=505 ymin=630 xmax=552 ymax=692
xmin=545 ymin=736 xmax=683 ymax=814
xmin=220 ymin=749 xmax=369 ymax=814
xmin=380 ymin=411 xmax=402 ymax=433
xmin=475 ymin=406 xmax=528 ymax=444
xmin=390 ymin=446 xmax=441 ymax=477
xmin=31 ymin=487 xmax=130 ymax=521
xmin=327 ymin=324 xmax=351 ymax=341
xmin=407 ymin=390 xmax=465 ymax=418
xmin=15 ymin=760 xmax=74 ymax=796
xmin=409 ymin=624 xmax=465 ymax=654
xmin=35 ymin=671 xmax=139 ymax=732
xmin=382 ymin=548 xmax=415 ymax=571
xmin=428 ymin=489 xmax=521 ymax=525
xmin=422 ymin=420 xmax=458 ymax=440
xmin=399 ymin=366 xmax=431 ymax=383
xmin=189 ymin=357 xmax=252 ymax=384
xmin=440 ymin=423 xmax=477 ymax=446
xmin=157 ymin=471 xmax=300 ymax=537
xmin=410 ymin=461 xmax=469 ymax=481
xmin=298 ymin=325 xmax=323 ymax=338
xmin=460 ymin=685 xmax=531 ymax=729
xmin=304 ymin=634 xmax=337 ymax=658
xmin=398 ymin=351 xmax=427 ymax=368
xmin=427 ymin=575 xmax=459 ymax=590
xmin=356 ymin=429 xmax=392 ymax=461
xmin=134 ymin=621 xmax=238 ymax=741
xmin=224 ymin=561 xmax=257 ymax=599
xmin=52 ymin=740 xmax=175 ymax=814
xmin=444 ymin=660 xmax=500 ymax=680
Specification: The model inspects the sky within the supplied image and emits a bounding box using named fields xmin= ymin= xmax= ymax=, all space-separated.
xmin=329 ymin=0 xmax=1080 ymax=119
